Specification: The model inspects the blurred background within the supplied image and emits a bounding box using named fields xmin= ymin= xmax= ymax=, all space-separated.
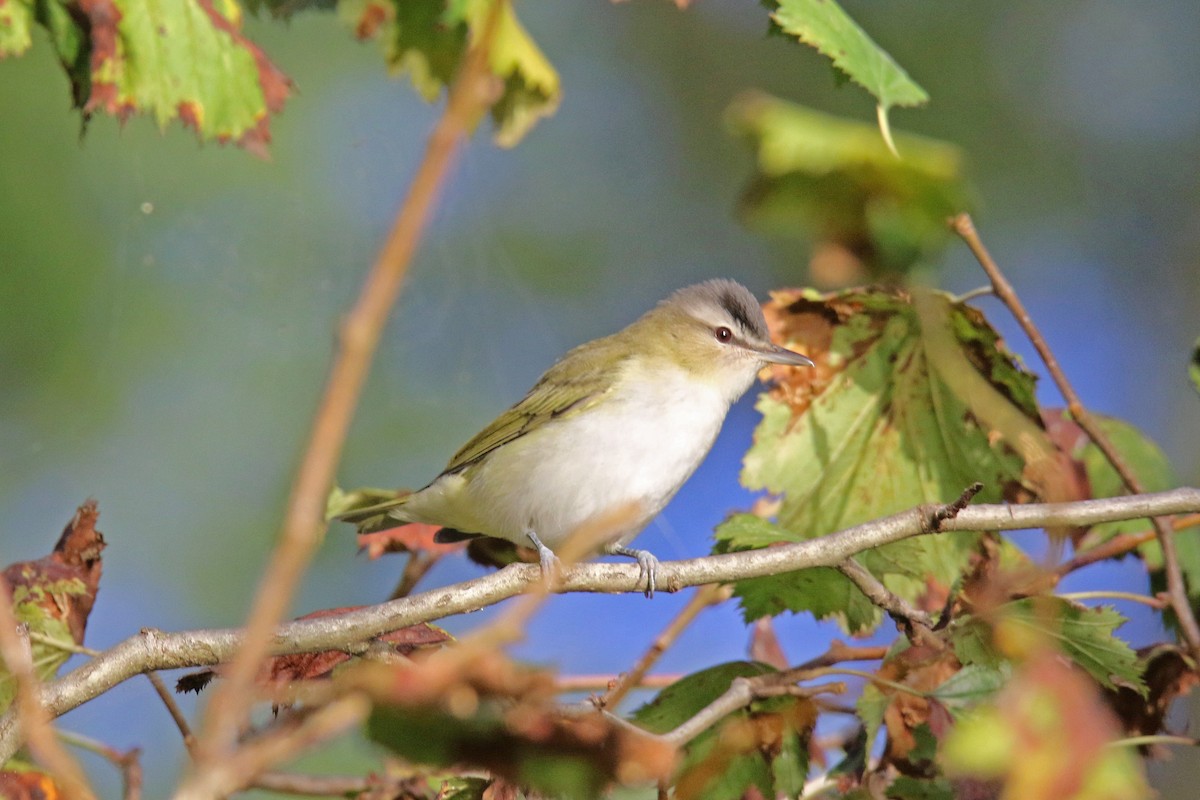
xmin=2 ymin=0 xmax=1199 ymax=795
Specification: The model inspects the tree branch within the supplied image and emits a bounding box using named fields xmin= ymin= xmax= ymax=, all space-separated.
xmin=1 ymin=489 xmax=1198 ymax=762
xmin=951 ymin=213 xmax=1200 ymax=656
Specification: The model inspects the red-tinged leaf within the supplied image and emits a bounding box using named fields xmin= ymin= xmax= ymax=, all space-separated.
xmin=26 ymin=0 xmax=294 ymax=154
xmin=175 ymin=606 xmax=452 ymax=695
xmin=358 ymin=523 xmax=465 ymax=559
xmin=1 ymin=500 xmax=106 ymax=711
xmin=1105 ymin=644 xmax=1199 ymax=751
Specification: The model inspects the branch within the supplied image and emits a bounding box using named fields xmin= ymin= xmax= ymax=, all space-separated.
xmin=836 ymin=559 xmax=941 ymax=649
xmin=1 ymin=489 xmax=1198 ymax=761
xmin=951 ymin=213 xmax=1200 ymax=656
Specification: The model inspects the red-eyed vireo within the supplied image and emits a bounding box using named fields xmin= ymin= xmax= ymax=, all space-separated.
xmin=333 ymin=279 xmax=813 ymax=596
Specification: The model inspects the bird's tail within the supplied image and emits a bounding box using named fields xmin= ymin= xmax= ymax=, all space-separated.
xmin=326 ymin=486 xmax=412 ymax=535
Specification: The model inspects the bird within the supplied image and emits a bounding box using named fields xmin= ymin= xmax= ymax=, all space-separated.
xmin=331 ymin=279 xmax=814 ymax=596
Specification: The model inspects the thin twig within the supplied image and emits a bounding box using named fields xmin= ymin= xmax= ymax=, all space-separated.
xmin=389 ymin=553 xmax=439 ymax=600
xmin=836 ymin=559 xmax=941 ymax=649
xmin=951 ymin=213 xmax=1200 ymax=657
xmin=57 ymin=731 xmax=143 ymax=800
xmin=600 ymin=584 xmax=732 ymax=710
xmin=250 ymin=772 xmax=382 ymax=796
xmin=1056 ymin=513 xmax=1200 ymax=576
xmin=0 ymin=576 xmax=96 ymax=800
xmin=1058 ymin=591 xmax=1167 ymax=609
xmin=2 ymin=489 xmax=1199 ymax=762
xmin=143 ymin=671 xmax=196 ymax=751
xmin=185 ymin=0 xmax=509 ymax=785
xmin=929 ymin=482 xmax=984 ymax=531
xmin=556 ymin=673 xmax=680 ymax=693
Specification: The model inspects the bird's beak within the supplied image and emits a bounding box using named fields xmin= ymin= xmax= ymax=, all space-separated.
xmin=756 ymin=343 xmax=815 ymax=367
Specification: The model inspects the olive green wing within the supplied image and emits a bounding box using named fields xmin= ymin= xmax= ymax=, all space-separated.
xmin=441 ymin=333 xmax=626 ymax=475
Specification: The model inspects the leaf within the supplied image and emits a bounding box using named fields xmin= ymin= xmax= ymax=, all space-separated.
xmin=633 ymin=662 xmax=814 ymax=800
xmin=764 ymin=0 xmax=928 ymax=145
xmin=0 ymin=0 xmax=34 ymax=58
xmin=736 ymin=288 xmax=1065 ymax=632
xmin=633 ymin=661 xmax=776 ymax=734
xmin=346 ymin=0 xmax=560 ymax=147
xmin=1070 ymin=414 xmax=1178 ymax=542
xmin=17 ymin=0 xmax=292 ymax=154
xmin=930 ymin=663 xmax=1008 ymax=713
xmin=728 ymin=94 xmax=968 ymax=280
xmin=943 ymin=654 xmax=1150 ymax=800
xmin=1 ymin=500 xmax=106 ymax=713
xmin=361 ymin=652 xmax=674 ymax=800
xmin=950 ymin=598 xmax=1145 ymax=695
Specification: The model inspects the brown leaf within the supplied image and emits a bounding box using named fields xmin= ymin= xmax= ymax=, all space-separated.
xmin=878 ymin=645 xmax=960 ymax=775
xmin=3 ymin=499 xmax=105 ymax=645
xmin=1105 ymin=644 xmax=1200 ymax=753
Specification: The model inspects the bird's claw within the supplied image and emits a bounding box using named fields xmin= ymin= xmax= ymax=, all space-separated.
xmin=608 ymin=545 xmax=659 ymax=598
xmin=527 ymin=531 xmax=561 ymax=590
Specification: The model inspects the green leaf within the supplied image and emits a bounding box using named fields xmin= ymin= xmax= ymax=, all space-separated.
xmin=634 ymin=663 xmax=812 ymax=800
xmin=766 ymin=0 xmax=927 ymax=111
xmin=951 ymin=598 xmax=1145 ymax=696
xmin=856 ymin=682 xmax=887 ymax=747
xmin=1075 ymin=414 xmax=1177 ymax=543
xmin=713 ymin=515 xmax=878 ymax=630
xmin=765 ymin=0 xmax=927 ymax=145
xmin=0 ymin=578 xmax=89 ymax=713
xmin=728 ymin=93 xmax=969 ymax=279
xmin=345 ymin=0 xmax=560 ymax=147
xmin=11 ymin=0 xmax=291 ymax=153
xmin=436 ymin=777 xmax=491 ymax=800
xmin=931 ymin=663 xmax=1008 ymax=713
xmin=633 ymin=661 xmax=776 ymax=734
xmin=738 ymin=288 xmax=1061 ymax=632
xmin=0 ymin=0 xmax=34 ymax=57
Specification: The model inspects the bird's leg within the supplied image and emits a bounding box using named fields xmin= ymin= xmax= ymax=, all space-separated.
xmin=605 ymin=544 xmax=659 ymax=598
xmin=526 ymin=531 xmax=561 ymax=589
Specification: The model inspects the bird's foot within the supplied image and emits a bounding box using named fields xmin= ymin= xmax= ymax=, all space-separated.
xmin=526 ymin=531 xmax=562 ymax=590
xmin=607 ymin=545 xmax=659 ymax=598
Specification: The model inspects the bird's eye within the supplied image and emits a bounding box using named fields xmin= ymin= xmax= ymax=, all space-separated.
xmin=715 ymin=326 xmax=733 ymax=343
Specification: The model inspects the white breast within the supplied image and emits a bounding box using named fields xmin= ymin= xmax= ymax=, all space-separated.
xmin=437 ymin=362 xmax=735 ymax=551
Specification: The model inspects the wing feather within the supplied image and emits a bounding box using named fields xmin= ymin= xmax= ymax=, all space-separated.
xmin=441 ymin=332 xmax=627 ymax=475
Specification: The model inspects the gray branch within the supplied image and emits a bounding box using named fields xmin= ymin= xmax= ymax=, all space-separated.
xmin=1 ymin=487 xmax=1197 ymax=760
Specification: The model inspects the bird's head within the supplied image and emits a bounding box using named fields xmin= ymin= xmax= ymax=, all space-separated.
xmin=633 ymin=279 xmax=814 ymax=401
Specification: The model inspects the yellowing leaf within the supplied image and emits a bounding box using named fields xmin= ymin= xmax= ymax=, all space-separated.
xmin=0 ymin=0 xmax=34 ymax=58
xmin=728 ymin=94 xmax=970 ymax=280
xmin=347 ymin=0 xmax=560 ymax=147
xmin=738 ymin=288 xmax=1064 ymax=628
